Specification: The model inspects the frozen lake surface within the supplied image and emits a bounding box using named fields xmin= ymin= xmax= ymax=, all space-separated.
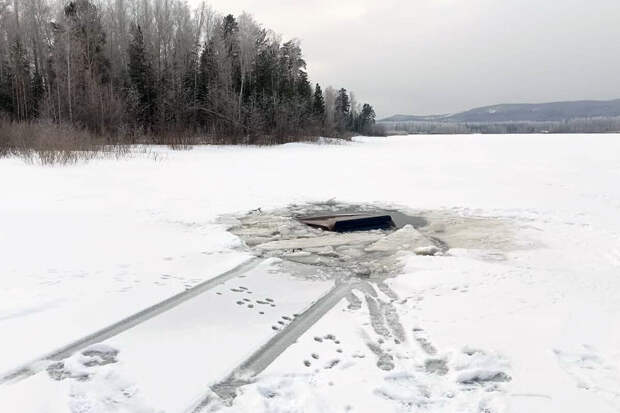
xmin=1 ymin=134 xmax=620 ymax=412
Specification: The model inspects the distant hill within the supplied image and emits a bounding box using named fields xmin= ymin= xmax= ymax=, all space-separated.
xmin=379 ymin=114 xmax=450 ymax=122
xmin=380 ymin=99 xmax=620 ymax=123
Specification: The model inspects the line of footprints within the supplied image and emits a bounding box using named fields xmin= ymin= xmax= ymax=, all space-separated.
xmin=216 ymin=285 xmax=348 ymax=371
xmin=216 ymin=285 xmax=300 ymax=329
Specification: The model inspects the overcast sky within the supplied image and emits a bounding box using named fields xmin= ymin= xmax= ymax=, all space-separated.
xmin=206 ymin=0 xmax=620 ymax=117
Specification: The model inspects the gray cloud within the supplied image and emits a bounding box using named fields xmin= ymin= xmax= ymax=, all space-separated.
xmin=206 ymin=0 xmax=620 ymax=117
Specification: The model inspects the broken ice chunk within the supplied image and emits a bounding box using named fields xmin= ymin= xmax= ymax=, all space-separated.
xmin=414 ymin=246 xmax=441 ymax=256
xmin=256 ymin=233 xmax=382 ymax=251
xmin=365 ymin=225 xmax=432 ymax=252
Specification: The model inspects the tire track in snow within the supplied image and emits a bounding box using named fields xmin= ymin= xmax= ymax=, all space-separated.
xmin=0 ymin=257 xmax=263 ymax=385
xmin=188 ymin=280 xmax=364 ymax=412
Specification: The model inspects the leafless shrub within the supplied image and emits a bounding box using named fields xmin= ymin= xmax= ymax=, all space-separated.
xmin=365 ymin=123 xmax=387 ymax=137
xmin=0 ymin=119 xmax=129 ymax=165
xmin=0 ymin=118 xmax=354 ymax=166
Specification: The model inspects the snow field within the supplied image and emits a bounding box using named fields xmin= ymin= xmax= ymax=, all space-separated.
xmin=1 ymin=134 xmax=620 ymax=412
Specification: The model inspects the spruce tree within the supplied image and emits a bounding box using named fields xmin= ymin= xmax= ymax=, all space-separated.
xmin=359 ymin=103 xmax=376 ymax=134
xmin=297 ymin=70 xmax=312 ymax=100
xmin=334 ymin=88 xmax=350 ymax=132
xmin=30 ymin=71 xmax=45 ymax=117
xmin=312 ymin=83 xmax=325 ymax=120
xmin=197 ymin=40 xmax=217 ymax=106
xmin=128 ymin=23 xmax=156 ymax=129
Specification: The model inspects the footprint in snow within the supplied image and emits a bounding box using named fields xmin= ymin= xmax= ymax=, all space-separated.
xmin=454 ymin=347 xmax=511 ymax=387
xmin=555 ymin=345 xmax=620 ymax=407
xmin=47 ymin=362 xmax=89 ymax=382
xmin=47 ymin=345 xmax=120 ymax=382
xmin=81 ymin=345 xmax=119 ymax=367
xmin=424 ymin=358 xmax=449 ymax=376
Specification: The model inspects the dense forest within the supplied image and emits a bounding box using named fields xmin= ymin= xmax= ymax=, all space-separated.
xmin=0 ymin=0 xmax=378 ymax=145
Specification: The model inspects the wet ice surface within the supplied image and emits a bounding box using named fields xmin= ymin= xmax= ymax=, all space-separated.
xmin=228 ymin=204 xmax=420 ymax=280
xmin=225 ymin=201 xmax=516 ymax=283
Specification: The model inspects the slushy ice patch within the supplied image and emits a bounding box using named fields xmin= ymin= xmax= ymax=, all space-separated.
xmin=224 ymin=202 xmax=515 ymax=280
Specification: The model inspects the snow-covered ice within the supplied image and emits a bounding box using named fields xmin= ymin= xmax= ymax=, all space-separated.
xmin=2 ymin=134 xmax=620 ymax=412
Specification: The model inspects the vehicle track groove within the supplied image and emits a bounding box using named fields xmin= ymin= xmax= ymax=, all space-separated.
xmin=187 ymin=280 xmax=365 ymax=412
xmin=0 ymin=257 xmax=262 ymax=385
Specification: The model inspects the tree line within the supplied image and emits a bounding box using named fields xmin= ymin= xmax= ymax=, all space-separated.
xmin=0 ymin=0 xmax=377 ymax=144
xmin=380 ymin=117 xmax=620 ymax=135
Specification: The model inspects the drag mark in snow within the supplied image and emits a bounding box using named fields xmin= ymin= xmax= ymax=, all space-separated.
xmin=345 ymin=292 xmax=362 ymax=310
xmin=365 ymin=295 xmax=391 ymax=338
xmin=366 ymin=341 xmax=396 ymax=371
xmin=381 ymin=301 xmax=406 ymax=343
xmin=0 ymin=257 xmax=262 ymax=385
xmin=363 ymin=284 xmax=407 ymax=344
xmin=189 ymin=281 xmax=361 ymax=412
xmin=376 ymin=281 xmax=399 ymax=301
xmin=413 ymin=328 xmax=438 ymax=355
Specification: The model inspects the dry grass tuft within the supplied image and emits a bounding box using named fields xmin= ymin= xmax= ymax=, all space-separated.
xmin=0 ymin=119 xmax=129 ymax=165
